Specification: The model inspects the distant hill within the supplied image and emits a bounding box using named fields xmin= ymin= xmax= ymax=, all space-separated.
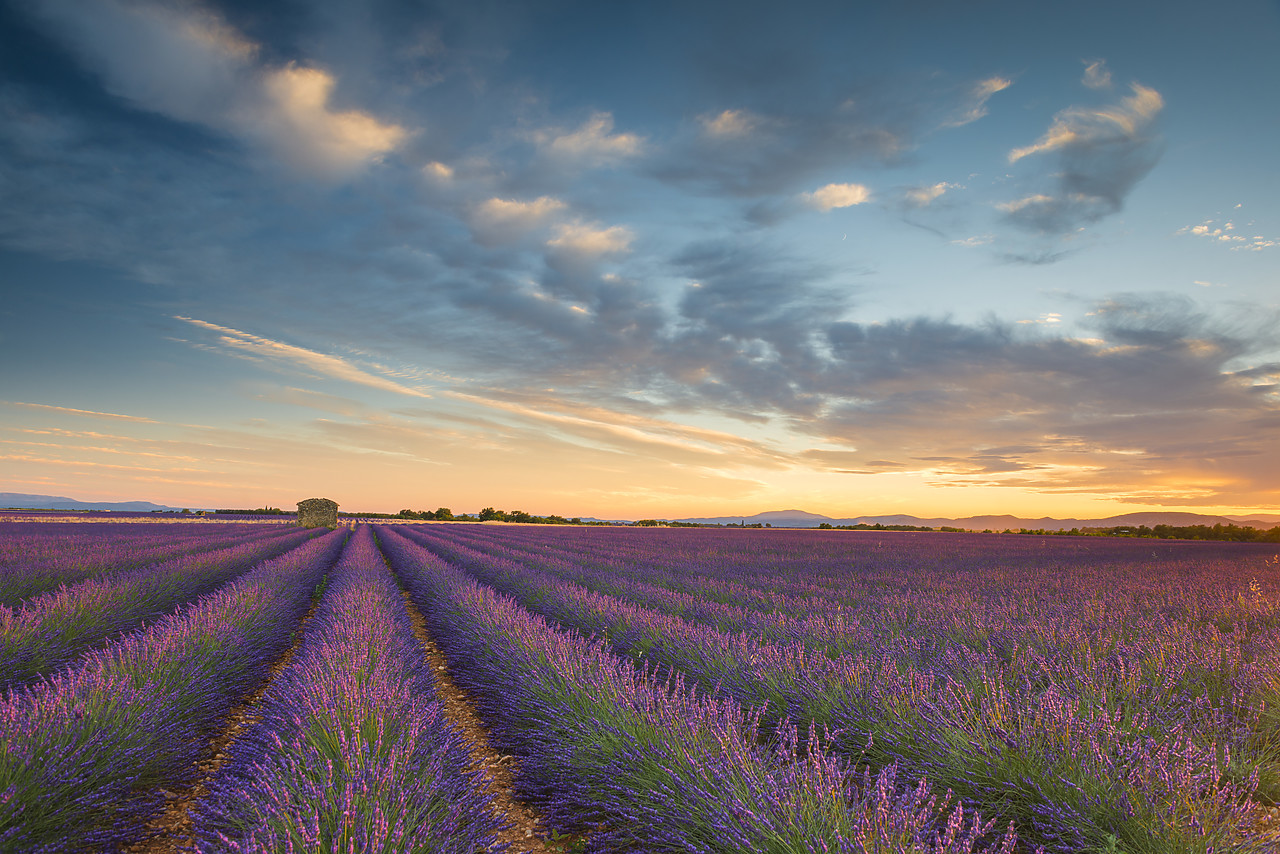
xmin=0 ymin=492 xmax=197 ymax=512
xmin=676 ymin=509 xmax=1278 ymax=531
xmin=4 ymin=493 xmax=1273 ymax=530
xmin=1228 ymin=513 xmax=1280 ymax=524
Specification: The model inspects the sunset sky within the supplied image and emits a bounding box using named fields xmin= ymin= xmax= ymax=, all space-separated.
xmin=2 ymin=0 xmax=1278 ymax=519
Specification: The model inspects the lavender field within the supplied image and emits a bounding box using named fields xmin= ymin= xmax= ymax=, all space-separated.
xmin=2 ymin=519 xmax=1279 ymax=852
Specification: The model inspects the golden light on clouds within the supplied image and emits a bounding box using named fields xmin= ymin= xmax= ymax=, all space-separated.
xmin=803 ymin=182 xmax=872 ymax=211
xmin=546 ymin=222 xmax=633 ymax=256
xmin=260 ymin=65 xmax=407 ymax=174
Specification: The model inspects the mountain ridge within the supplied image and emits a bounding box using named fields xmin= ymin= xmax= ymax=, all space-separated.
xmin=0 ymin=492 xmax=196 ymax=513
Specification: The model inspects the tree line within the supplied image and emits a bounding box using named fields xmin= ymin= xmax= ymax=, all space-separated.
xmin=396 ymin=507 xmax=593 ymax=525
xmin=1010 ymin=523 xmax=1280 ymax=542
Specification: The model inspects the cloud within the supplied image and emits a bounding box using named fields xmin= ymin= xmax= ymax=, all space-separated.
xmin=1082 ymin=59 xmax=1112 ymax=89
xmin=252 ymin=64 xmax=406 ymax=174
xmin=653 ymin=99 xmax=906 ymax=198
xmin=533 ymin=112 xmax=644 ymax=165
xmin=658 ymin=240 xmax=846 ymax=415
xmin=942 ymin=76 xmax=1012 ymax=127
xmin=443 ymin=389 xmax=791 ymax=471
xmin=699 ymin=109 xmax=758 ymax=138
xmin=998 ymin=194 xmax=1056 ymax=213
xmin=1016 ymin=313 xmax=1063 ymax=325
xmin=2 ymin=401 xmax=159 ymax=423
xmin=173 ymin=316 xmax=432 ymax=398
xmin=416 ymin=230 xmax=1280 ymax=511
xmin=27 ymin=0 xmax=255 ymax=123
xmin=422 ymin=161 xmax=454 ymax=180
xmin=1002 ymin=82 xmax=1163 ymax=233
xmin=1178 ymin=220 xmax=1277 ymax=251
xmin=798 ymin=297 xmax=1280 ymax=501
xmin=1008 ymin=83 xmax=1162 ymax=163
xmin=904 ymin=182 xmax=953 ymax=208
xmin=546 ymin=221 xmax=633 ymax=256
xmin=25 ymin=0 xmax=406 ymax=177
xmin=802 ymin=182 xmax=872 ymax=211
xmin=469 ymin=195 xmax=568 ymax=244
xmin=474 ymin=195 xmax=566 ymax=227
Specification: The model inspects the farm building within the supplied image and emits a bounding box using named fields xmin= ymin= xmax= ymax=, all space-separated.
xmin=296 ymin=497 xmax=339 ymax=528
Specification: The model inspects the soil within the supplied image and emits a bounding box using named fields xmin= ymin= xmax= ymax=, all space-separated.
xmin=399 ymin=587 xmax=587 ymax=853
xmin=125 ymin=591 xmax=325 ymax=853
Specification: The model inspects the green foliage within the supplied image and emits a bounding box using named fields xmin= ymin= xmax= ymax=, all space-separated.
xmin=215 ymin=507 xmax=288 ymax=515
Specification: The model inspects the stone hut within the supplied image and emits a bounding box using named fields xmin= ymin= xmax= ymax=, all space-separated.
xmin=297 ymin=497 xmax=339 ymax=529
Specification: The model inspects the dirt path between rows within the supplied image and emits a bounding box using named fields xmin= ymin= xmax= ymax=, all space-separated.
xmin=126 ymin=589 xmax=327 ymax=854
xmin=399 ymin=587 xmax=586 ymax=853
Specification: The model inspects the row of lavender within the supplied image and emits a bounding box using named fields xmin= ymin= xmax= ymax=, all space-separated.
xmin=396 ymin=523 xmax=1280 ymax=853
xmin=0 ymin=520 xmax=296 ymax=606
xmin=0 ymin=525 xmax=318 ymax=691
xmin=0 ymin=529 xmax=346 ymax=851
xmin=379 ymin=525 xmax=1023 ymax=853
xmin=191 ymin=524 xmax=502 ymax=852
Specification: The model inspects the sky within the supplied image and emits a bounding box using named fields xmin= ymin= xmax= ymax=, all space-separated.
xmin=1 ymin=0 xmax=1278 ymax=520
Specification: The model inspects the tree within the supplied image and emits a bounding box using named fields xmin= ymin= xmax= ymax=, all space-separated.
xmin=479 ymin=507 xmax=505 ymax=522
xmin=434 ymin=507 xmax=453 ymax=521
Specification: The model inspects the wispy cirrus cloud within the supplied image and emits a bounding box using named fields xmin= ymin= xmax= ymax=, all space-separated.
xmin=1081 ymin=59 xmax=1112 ymax=90
xmin=1 ymin=401 xmax=159 ymax=423
xmin=942 ymin=76 xmax=1012 ymax=127
xmin=1008 ymin=83 xmax=1162 ymax=163
xmin=444 ymin=388 xmax=792 ymax=471
xmin=173 ymin=316 xmax=432 ymax=398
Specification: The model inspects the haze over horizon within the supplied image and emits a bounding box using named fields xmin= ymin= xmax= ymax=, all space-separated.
xmin=2 ymin=0 xmax=1277 ymax=520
